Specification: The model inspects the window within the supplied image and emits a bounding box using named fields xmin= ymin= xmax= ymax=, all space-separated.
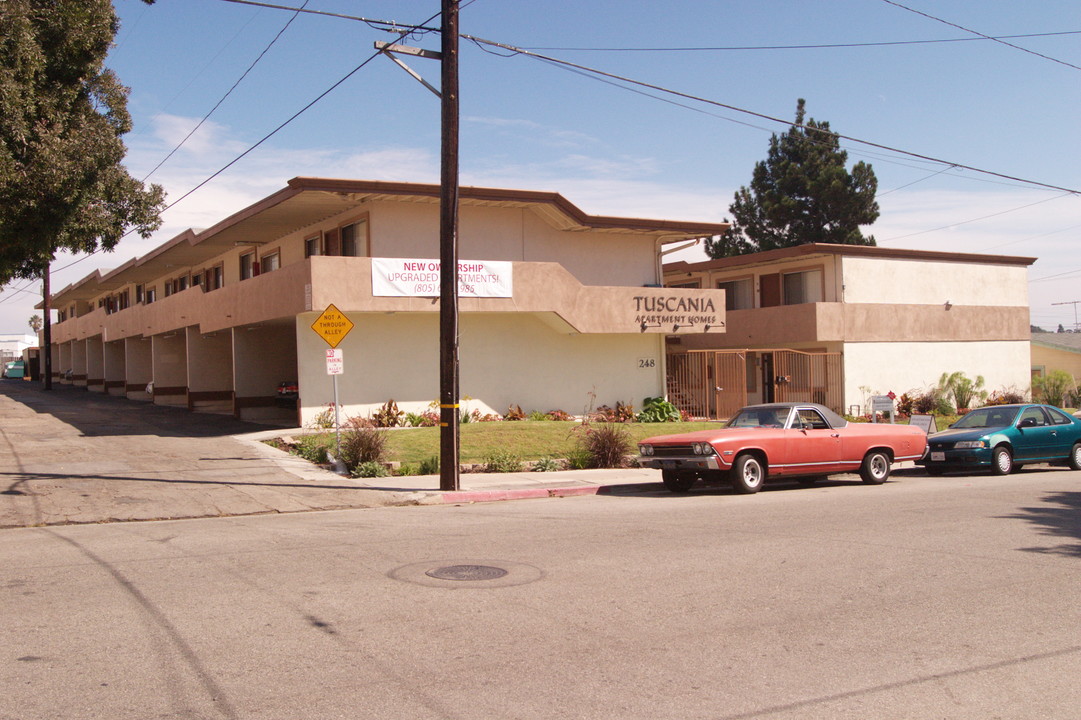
xmin=261 ymin=251 xmax=280 ymax=273
xmin=1049 ymin=407 xmax=1074 ymax=426
xmin=240 ymin=252 xmax=255 ymax=280
xmin=716 ymin=277 xmax=754 ymax=311
xmin=135 ymin=284 xmax=144 ymax=304
xmin=1018 ymin=406 xmax=1048 ymax=427
xmin=783 ymin=269 xmax=823 ymax=305
xmin=163 ymin=281 xmax=173 ymax=298
xmin=146 ymin=287 xmax=157 ymax=304
xmin=305 ymin=235 xmax=322 ymax=258
xmin=205 ymin=265 xmax=223 ymax=291
xmin=341 ymin=221 xmax=364 ymax=257
xmin=117 ymin=290 xmax=129 ymax=311
xmin=176 ymin=275 xmax=189 ymax=292
xmin=192 ymin=272 xmax=204 ymax=290
xmin=796 ymin=408 xmax=830 ymax=430
xmin=667 ymin=279 xmax=700 ymax=289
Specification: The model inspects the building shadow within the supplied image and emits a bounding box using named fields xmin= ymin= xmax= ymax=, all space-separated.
xmin=1000 ymin=490 xmax=1081 ymax=558
xmin=0 ymin=380 xmax=290 ymax=438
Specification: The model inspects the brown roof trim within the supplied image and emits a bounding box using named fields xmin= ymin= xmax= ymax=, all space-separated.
xmin=665 ymin=242 xmax=1037 ymax=273
xmin=286 ymin=177 xmax=729 ymax=237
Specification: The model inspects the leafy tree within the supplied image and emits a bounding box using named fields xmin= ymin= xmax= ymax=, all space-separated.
xmin=28 ymin=314 xmax=41 ymax=332
xmin=0 ymin=0 xmax=164 ymax=283
xmin=707 ymin=99 xmax=879 ymax=258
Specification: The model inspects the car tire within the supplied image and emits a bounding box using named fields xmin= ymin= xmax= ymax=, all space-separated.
xmin=992 ymin=446 xmax=1013 ymax=475
xmin=1068 ymin=443 xmax=1081 ymax=471
xmin=730 ymin=454 xmax=765 ymax=494
xmin=661 ymin=470 xmax=696 ymax=493
xmin=859 ymin=450 xmax=891 ymax=484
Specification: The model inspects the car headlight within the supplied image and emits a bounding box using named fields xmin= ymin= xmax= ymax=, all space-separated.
xmin=692 ymin=442 xmax=715 ymax=456
xmin=639 ymin=444 xmax=654 ymax=456
xmin=953 ymin=440 xmax=988 ymax=449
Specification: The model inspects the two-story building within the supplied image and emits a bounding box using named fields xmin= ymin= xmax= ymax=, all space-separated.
xmin=46 ymin=177 xmax=728 ymax=425
xmin=664 ymin=243 xmax=1035 ymax=418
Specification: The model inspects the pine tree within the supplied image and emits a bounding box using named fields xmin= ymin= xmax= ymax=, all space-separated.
xmin=707 ymin=99 xmax=878 ymax=258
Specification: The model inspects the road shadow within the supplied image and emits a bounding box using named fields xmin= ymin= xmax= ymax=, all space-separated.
xmin=1000 ymin=490 xmax=1081 ymax=558
xmin=0 ymin=380 xmax=290 ymax=438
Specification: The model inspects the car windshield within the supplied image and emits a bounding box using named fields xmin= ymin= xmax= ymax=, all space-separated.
xmin=726 ymin=407 xmax=790 ymax=429
xmin=951 ymin=407 xmax=1019 ymax=429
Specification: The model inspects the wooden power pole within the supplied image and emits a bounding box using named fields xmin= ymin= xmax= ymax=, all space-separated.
xmin=438 ymin=0 xmax=461 ymax=491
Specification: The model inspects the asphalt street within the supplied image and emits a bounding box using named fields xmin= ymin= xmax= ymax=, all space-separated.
xmin=4 ymin=462 xmax=1081 ymax=718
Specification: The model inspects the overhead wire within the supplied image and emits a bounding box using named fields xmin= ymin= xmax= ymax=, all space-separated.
xmin=879 ymin=0 xmax=1081 ymax=73
xmin=522 ymin=29 xmax=1081 ymax=53
xmin=141 ymin=0 xmax=312 ymax=182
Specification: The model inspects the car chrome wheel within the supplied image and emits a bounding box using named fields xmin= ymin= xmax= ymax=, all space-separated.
xmin=730 ymin=454 xmax=764 ymax=494
xmin=860 ymin=450 xmax=891 ymax=484
xmin=1069 ymin=443 xmax=1081 ymax=471
xmin=992 ymin=446 xmax=1013 ymax=475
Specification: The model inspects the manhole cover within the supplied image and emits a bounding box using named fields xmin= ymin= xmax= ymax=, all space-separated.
xmin=425 ymin=564 xmax=508 ymax=581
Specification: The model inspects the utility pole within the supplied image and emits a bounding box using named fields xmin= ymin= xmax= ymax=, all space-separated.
xmin=438 ymin=0 xmax=460 ymax=491
xmin=1052 ymin=300 xmax=1080 ymax=332
xmin=42 ymin=264 xmax=52 ymax=390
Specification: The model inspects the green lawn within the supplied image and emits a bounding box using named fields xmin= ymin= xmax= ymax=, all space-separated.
xmin=371 ymin=420 xmax=721 ymax=465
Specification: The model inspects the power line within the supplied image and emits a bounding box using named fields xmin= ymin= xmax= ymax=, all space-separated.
xmin=879 ymin=0 xmax=1081 ymax=72
xmin=465 ymin=34 xmax=1081 ymax=196
xmin=142 ymin=0 xmax=312 ymax=182
xmin=522 ymin=29 xmax=1081 ymax=53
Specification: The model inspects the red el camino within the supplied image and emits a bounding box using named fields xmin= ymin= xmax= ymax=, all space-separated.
xmin=638 ymin=403 xmax=928 ymax=494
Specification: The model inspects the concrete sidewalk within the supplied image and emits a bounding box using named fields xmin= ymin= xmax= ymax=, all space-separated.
xmin=0 ymin=380 xmax=663 ymax=529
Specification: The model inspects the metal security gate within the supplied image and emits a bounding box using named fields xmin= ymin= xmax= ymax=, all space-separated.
xmin=772 ymin=350 xmax=843 ymax=411
xmin=667 ymin=349 xmax=842 ymax=420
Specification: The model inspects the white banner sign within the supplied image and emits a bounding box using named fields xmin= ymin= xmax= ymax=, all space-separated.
xmin=372 ymin=258 xmax=513 ymax=298
xmin=325 ymin=348 xmax=343 ymax=375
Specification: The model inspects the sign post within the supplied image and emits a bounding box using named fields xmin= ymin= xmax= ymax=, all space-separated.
xmin=311 ymin=304 xmax=355 ymax=466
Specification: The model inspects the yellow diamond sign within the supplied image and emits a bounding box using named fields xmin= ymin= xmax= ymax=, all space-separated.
xmin=311 ymin=304 xmax=354 ymax=348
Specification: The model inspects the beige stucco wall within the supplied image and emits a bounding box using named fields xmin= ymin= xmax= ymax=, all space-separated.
xmin=842 ymin=340 xmax=1031 ymax=412
xmin=295 ymin=311 xmax=666 ymax=425
xmin=840 ymin=256 xmax=1029 ymax=306
xmin=1032 ymin=344 xmax=1081 ymax=378
xmin=368 ymin=201 xmax=660 ymax=287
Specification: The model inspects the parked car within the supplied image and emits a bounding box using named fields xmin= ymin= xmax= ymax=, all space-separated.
xmin=275 ymin=380 xmax=298 ymax=407
xmin=917 ymin=403 xmax=1081 ymax=475
xmin=2 ymin=359 xmax=25 ymax=379
xmin=637 ymin=403 xmax=929 ymax=494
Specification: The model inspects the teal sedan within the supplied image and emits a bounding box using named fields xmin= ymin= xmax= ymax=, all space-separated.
xmin=918 ymin=404 xmax=1081 ymax=475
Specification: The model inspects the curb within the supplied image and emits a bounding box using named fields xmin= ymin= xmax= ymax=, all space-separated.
xmin=433 ymin=482 xmax=664 ymax=505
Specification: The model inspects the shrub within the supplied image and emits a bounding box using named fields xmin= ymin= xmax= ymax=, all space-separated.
xmin=295 ymin=433 xmax=330 ymax=464
xmin=405 ymin=411 xmax=437 ymax=427
xmin=1032 ymin=370 xmax=1075 ymax=408
xmin=396 ymin=463 xmax=420 ymax=476
xmin=574 ymin=422 xmax=634 ymax=468
xmin=896 ymin=393 xmax=915 ymax=417
xmin=309 ymin=404 xmax=336 ymax=429
xmin=986 ymin=387 xmax=1028 ymax=405
xmin=545 ymin=409 xmax=573 ymax=421
xmin=504 ymin=404 xmax=526 ymax=421
xmin=528 ymin=410 xmax=547 ymax=421
xmin=372 ymin=399 xmax=405 ymax=428
xmin=338 ymin=426 xmax=389 ymax=472
xmin=911 ymin=388 xmax=952 ymax=415
xmin=418 ymin=455 xmax=440 ymax=475
xmin=565 ymin=447 xmax=592 ymax=470
xmin=532 ymin=456 xmax=562 ymax=472
xmin=939 ymin=371 xmax=986 ymax=411
xmin=637 ymin=396 xmax=680 ymax=422
xmin=484 ymin=450 xmax=523 ymax=473
xmin=352 ymin=461 xmax=389 ymax=479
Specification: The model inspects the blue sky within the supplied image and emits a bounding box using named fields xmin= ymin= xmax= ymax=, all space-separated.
xmin=3 ymin=0 xmax=1080 ymax=332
